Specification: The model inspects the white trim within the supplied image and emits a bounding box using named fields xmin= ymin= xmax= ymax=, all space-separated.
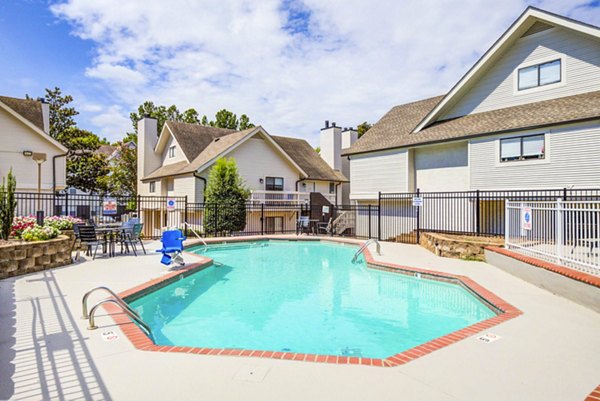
xmin=155 ymin=123 xmax=190 ymax=163
xmin=513 ymin=54 xmax=566 ymax=95
xmin=0 ymin=99 xmax=68 ymax=153
xmin=413 ymin=7 xmax=600 ymax=132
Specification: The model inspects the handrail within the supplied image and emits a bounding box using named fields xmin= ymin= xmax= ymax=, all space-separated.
xmin=352 ymin=239 xmax=381 ymax=263
xmin=82 ymin=286 xmax=133 ymax=319
xmin=184 ymin=221 xmax=208 ymax=252
xmin=87 ymin=299 xmax=152 ymax=336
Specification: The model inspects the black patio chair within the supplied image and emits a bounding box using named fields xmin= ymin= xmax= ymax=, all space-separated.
xmin=77 ymin=225 xmax=102 ymax=260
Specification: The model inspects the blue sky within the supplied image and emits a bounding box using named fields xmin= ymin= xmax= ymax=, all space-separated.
xmin=1 ymin=0 xmax=599 ymax=144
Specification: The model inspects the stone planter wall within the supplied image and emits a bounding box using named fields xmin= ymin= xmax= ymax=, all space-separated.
xmin=0 ymin=235 xmax=72 ymax=279
xmin=419 ymin=232 xmax=504 ymax=261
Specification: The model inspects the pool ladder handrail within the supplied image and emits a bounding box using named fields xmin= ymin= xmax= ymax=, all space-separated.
xmin=82 ymin=286 xmax=152 ymax=336
xmin=352 ymin=239 xmax=381 ymax=263
xmin=184 ymin=221 xmax=208 ymax=252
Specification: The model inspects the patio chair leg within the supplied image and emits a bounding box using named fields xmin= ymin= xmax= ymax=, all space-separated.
xmin=139 ymin=239 xmax=146 ymax=255
xmin=131 ymin=241 xmax=137 ymax=257
xmin=93 ymin=243 xmax=99 ymax=260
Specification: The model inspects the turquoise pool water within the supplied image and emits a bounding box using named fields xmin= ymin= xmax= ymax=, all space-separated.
xmin=129 ymin=240 xmax=495 ymax=359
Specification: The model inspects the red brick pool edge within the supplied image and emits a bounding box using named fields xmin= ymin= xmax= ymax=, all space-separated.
xmin=104 ymin=238 xmax=522 ymax=367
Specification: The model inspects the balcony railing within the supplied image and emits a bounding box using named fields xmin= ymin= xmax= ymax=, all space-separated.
xmin=249 ymin=190 xmax=310 ymax=205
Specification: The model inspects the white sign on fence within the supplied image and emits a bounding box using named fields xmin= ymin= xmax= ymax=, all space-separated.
xmin=521 ymin=207 xmax=532 ymax=230
xmin=412 ymin=197 xmax=423 ymax=207
xmin=322 ymin=205 xmax=330 ymax=214
xmin=166 ymin=198 xmax=177 ymax=211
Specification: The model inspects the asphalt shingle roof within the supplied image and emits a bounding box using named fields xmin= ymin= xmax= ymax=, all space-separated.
xmin=344 ymin=91 xmax=600 ymax=155
xmin=0 ymin=96 xmax=45 ymax=131
xmin=142 ymin=122 xmax=346 ymax=183
xmin=272 ymin=135 xmax=347 ymax=182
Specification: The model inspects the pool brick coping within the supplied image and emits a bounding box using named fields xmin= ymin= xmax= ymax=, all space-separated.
xmin=104 ymin=236 xmax=522 ymax=368
xmin=486 ymin=246 xmax=600 ymax=289
xmin=585 ymin=384 xmax=600 ymax=401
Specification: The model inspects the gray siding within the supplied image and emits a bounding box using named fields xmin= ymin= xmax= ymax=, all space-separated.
xmin=469 ymin=121 xmax=600 ymax=189
xmin=350 ymin=149 xmax=409 ymax=199
xmin=414 ymin=142 xmax=469 ymax=191
xmin=443 ymin=27 xmax=600 ymax=119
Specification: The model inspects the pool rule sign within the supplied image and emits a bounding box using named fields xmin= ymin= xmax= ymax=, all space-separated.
xmin=521 ymin=206 xmax=532 ymax=230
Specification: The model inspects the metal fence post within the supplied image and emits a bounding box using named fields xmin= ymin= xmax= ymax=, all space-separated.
xmin=368 ymin=204 xmax=372 ymax=239
xmin=556 ymin=198 xmax=563 ymax=264
xmin=214 ymin=203 xmax=218 ymax=237
xmin=416 ymin=188 xmax=420 ymax=244
xmin=137 ymin=195 xmax=141 ymax=218
xmin=65 ymin=192 xmax=69 ymax=216
xmin=475 ymin=189 xmax=481 ymax=236
xmin=184 ymin=195 xmax=188 ymax=231
xmin=504 ymin=201 xmax=510 ymax=246
xmin=261 ymin=203 xmax=264 ymax=235
xmin=377 ymin=191 xmax=382 ymax=241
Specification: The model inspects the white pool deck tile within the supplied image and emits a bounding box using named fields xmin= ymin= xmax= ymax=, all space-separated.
xmin=1 ymin=236 xmax=599 ymax=401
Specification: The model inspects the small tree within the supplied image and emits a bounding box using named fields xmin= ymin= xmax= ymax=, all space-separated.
xmin=204 ymin=158 xmax=250 ymax=234
xmin=0 ymin=169 xmax=17 ymax=240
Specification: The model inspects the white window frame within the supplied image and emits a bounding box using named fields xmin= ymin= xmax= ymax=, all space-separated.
xmin=513 ymin=54 xmax=566 ymax=95
xmin=168 ymin=145 xmax=176 ymax=158
xmin=149 ymin=181 xmax=156 ymax=193
xmin=494 ymin=131 xmax=550 ymax=167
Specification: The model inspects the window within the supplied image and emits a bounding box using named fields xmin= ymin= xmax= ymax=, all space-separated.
xmin=68 ymin=188 xmax=77 ymax=195
xmin=265 ymin=217 xmax=283 ymax=234
xmin=500 ymin=134 xmax=545 ymax=162
xmin=518 ymin=59 xmax=561 ymax=90
xmin=329 ymin=183 xmax=335 ymax=194
xmin=168 ymin=146 xmax=176 ymax=158
xmin=265 ymin=177 xmax=284 ymax=191
xmin=149 ymin=181 xmax=156 ymax=193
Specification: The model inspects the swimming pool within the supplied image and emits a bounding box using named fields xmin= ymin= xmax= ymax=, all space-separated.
xmin=127 ymin=240 xmax=497 ymax=360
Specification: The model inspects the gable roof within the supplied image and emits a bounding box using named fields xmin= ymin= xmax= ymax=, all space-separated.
xmin=344 ymin=90 xmax=600 ymax=156
xmin=96 ymin=144 xmax=116 ymax=157
xmin=413 ymin=7 xmax=600 ymax=132
xmin=0 ymin=96 xmax=45 ymax=131
xmin=272 ymin=136 xmax=347 ymax=182
xmin=165 ymin=121 xmax=236 ymax=161
xmin=142 ymin=122 xmax=347 ymax=183
xmin=0 ymin=95 xmax=68 ymax=153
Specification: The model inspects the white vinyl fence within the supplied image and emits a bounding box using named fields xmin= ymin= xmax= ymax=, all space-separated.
xmin=505 ymin=200 xmax=600 ymax=276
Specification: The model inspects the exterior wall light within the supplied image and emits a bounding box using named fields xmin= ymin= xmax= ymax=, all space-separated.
xmin=22 ymin=150 xmax=33 ymax=157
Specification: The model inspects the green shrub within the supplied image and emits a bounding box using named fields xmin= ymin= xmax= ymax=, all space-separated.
xmin=0 ymin=169 xmax=17 ymax=240
xmin=21 ymin=225 xmax=60 ymax=242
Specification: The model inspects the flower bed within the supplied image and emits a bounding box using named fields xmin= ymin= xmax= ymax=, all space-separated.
xmin=11 ymin=215 xmax=84 ymax=241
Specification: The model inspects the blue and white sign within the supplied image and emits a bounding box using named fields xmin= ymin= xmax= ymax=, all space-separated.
xmin=166 ymin=198 xmax=177 ymax=211
xmin=521 ymin=207 xmax=532 ymax=230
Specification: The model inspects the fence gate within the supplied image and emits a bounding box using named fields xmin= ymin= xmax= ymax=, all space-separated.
xmin=505 ymin=200 xmax=600 ymax=276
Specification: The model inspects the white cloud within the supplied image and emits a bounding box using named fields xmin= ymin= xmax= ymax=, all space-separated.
xmin=51 ymin=0 xmax=597 ymax=145
xmin=87 ymin=104 xmax=131 ymax=141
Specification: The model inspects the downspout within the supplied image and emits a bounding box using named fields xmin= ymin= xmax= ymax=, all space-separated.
xmin=335 ymin=182 xmax=342 ymax=206
xmin=295 ymin=178 xmax=307 ymax=192
xmin=52 ymin=153 xmax=68 ymax=194
xmin=193 ymin=172 xmax=207 ymax=201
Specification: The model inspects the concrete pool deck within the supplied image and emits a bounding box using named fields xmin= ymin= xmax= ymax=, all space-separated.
xmin=1 ymin=236 xmax=599 ymax=401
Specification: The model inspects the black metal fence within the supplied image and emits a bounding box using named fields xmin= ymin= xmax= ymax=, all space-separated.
xmin=10 ymin=188 xmax=600 ymax=242
xmin=379 ymin=188 xmax=600 ymax=243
